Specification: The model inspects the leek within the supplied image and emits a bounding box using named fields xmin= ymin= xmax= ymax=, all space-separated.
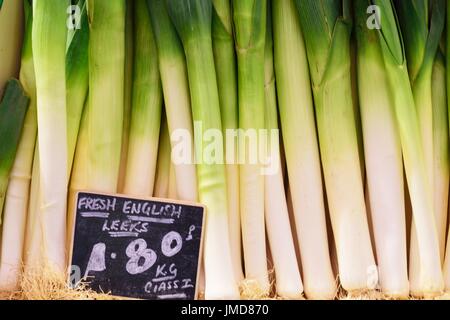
xmin=65 ymin=0 xmax=89 ymax=248
xmin=32 ymin=0 xmax=69 ymax=272
xmin=394 ymin=0 xmax=446 ymax=295
xmin=272 ymin=0 xmax=336 ymax=299
xmin=212 ymin=0 xmax=243 ymax=284
xmin=166 ymin=0 xmax=239 ymax=299
xmin=432 ymin=50 xmax=449 ymax=293
xmin=147 ymin=0 xmax=198 ymax=202
xmin=232 ymin=0 xmax=269 ymax=294
xmin=123 ymin=0 xmax=162 ymax=197
xmin=372 ymin=0 xmax=444 ymax=296
xmin=445 ymin=0 xmax=450 ymax=292
xmin=263 ymin=5 xmax=303 ymax=299
xmin=354 ymin=0 xmax=408 ymax=297
xmin=395 ymin=0 xmax=444 ymax=193
xmin=0 ymin=0 xmax=24 ymax=97
xmin=66 ymin=0 xmax=89 ymax=172
xmin=83 ymin=0 xmax=125 ymax=193
xmin=68 ymin=0 xmax=125 ymax=245
xmin=432 ymin=50 xmax=449 ymax=263
xmin=26 ymin=0 xmax=89 ymax=265
xmin=295 ymin=0 xmax=376 ymax=291
xmin=0 ymin=0 xmax=35 ymax=290
xmin=68 ymin=0 xmax=125 ymax=253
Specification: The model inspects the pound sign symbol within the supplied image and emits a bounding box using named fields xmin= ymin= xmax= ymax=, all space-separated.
xmin=186 ymin=225 xmax=195 ymax=241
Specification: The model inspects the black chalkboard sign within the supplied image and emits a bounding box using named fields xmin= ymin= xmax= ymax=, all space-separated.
xmin=68 ymin=191 xmax=205 ymax=300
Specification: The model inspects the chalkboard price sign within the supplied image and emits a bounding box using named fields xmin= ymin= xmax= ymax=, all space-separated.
xmin=69 ymin=191 xmax=205 ymax=300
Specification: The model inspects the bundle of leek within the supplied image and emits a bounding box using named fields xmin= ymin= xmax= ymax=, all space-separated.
xmin=295 ymin=0 xmax=376 ymax=291
xmin=273 ymin=0 xmax=336 ymax=299
xmin=372 ymin=0 xmax=444 ymax=296
xmin=354 ymin=0 xmax=408 ymax=297
xmin=166 ymin=0 xmax=239 ymax=299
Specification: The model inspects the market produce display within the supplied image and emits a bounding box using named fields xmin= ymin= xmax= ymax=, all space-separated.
xmin=1 ymin=0 xmax=450 ymax=300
